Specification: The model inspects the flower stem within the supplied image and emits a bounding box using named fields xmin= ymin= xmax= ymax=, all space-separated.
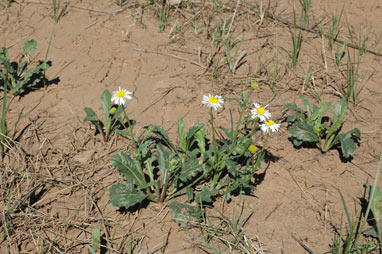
xmin=122 ymin=107 xmax=138 ymax=155
xmin=209 ymin=108 xmax=218 ymax=165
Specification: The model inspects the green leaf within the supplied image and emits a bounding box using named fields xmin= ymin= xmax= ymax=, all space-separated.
xmin=312 ymin=102 xmax=332 ymax=120
xmin=177 ymin=120 xmax=186 ymax=151
xmin=101 ymin=90 xmax=112 ymax=121
xmin=22 ymin=39 xmax=38 ymax=56
xmin=110 ymin=150 xmax=147 ymax=187
xmin=194 ymin=128 xmax=206 ymax=155
xmin=150 ymin=125 xmax=175 ymax=151
xmin=0 ymin=47 xmax=10 ymax=61
xmin=178 ymin=157 xmax=202 ymax=182
xmin=340 ymin=137 xmax=356 ymax=158
xmin=327 ymin=98 xmax=348 ymax=139
xmin=186 ymin=187 xmax=194 ymax=202
xmin=363 ymin=226 xmax=379 ymax=238
xmin=367 ymin=184 xmax=382 ymax=232
xmin=217 ymin=126 xmax=233 ymax=140
xmin=299 ymin=95 xmax=312 ymax=118
xmin=186 ymin=123 xmax=204 ymax=147
xmin=168 ymin=201 xmax=202 ymax=227
xmin=91 ymin=227 xmax=101 ymax=252
xmin=288 ymin=122 xmax=320 ymax=142
xmin=108 ymin=183 xmax=147 ymax=208
xmin=84 ymin=108 xmax=99 ymax=122
xmin=157 ymin=143 xmax=171 ymax=184
xmin=195 ymin=187 xmax=216 ymax=203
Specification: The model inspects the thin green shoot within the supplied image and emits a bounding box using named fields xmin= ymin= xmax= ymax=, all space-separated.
xmin=223 ymin=34 xmax=247 ymax=73
xmin=52 ymin=0 xmax=60 ymax=23
xmin=300 ymin=0 xmax=311 ymax=26
xmin=291 ymin=6 xmax=303 ymax=68
xmin=317 ymin=5 xmax=344 ymax=50
xmin=0 ymin=0 xmax=10 ymax=8
xmin=1 ymin=68 xmax=8 ymax=158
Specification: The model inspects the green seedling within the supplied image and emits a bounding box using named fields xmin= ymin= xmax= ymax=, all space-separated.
xmin=285 ymin=95 xmax=360 ymax=159
xmin=330 ymin=156 xmax=382 ymax=253
xmin=335 ymin=42 xmax=347 ymax=66
xmin=116 ymin=0 xmax=128 ymax=7
xmin=291 ymin=7 xmax=303 ymax=68
xmin=0 ymin=40 xmax=50 ymax=95
xmin=343 ymin=29 xmax=368 ymax=106
xmin=87 ymin=227 xmax=101 ymax=254
xmin=317 ymin=5 xmax=344 ymax=50
xmin=0 ymin=0 xmax=10 ymax=8
xmin=51 ymin=0 xmax=60 ymax=23
xmin=300 ymin=0 xmax=311 ymax=26
xmin=158 ymin=8 xmax=168 ymax=32
xmin=207 ymin=19 xmax=228 ymax=46
xmin=83 ymin=89 xmax=128 ymax=143
xmin=0 ymin=59 xmax=39 ymax=158
xmin=223 ymin=34 xmax=247 ymax=73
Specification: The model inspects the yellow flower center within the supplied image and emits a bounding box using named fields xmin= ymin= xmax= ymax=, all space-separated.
xmin=209 ymin=97 xmax=219 ymax=104
xmin=257 ymin=107 xmax=265 ymax=115
xmin=266 ymin=120 xmax=274 ymax=126
xmin=248 ymin=145 xmax=257 ymax=153
xmin=109 ymin=107 xmax=117 ymax=115
xmin=116 ymin=91 xmax=125 ymax=98
xmin=251 ymin=82 xmax=258 ymax=90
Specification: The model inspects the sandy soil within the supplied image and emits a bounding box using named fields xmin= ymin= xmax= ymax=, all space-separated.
xmin=0 ymin=0 xmax=382 ymax=253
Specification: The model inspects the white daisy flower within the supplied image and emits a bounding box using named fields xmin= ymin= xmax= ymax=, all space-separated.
xmin=260 ymin=120 xmax=280 ymax=134
xmin=111 ymin=87 xmax=133 ymax=106
xmin=251 ymin=103 xmax=271 ymax=122
xmin=202 ymin=94 xmax=224 ymax=110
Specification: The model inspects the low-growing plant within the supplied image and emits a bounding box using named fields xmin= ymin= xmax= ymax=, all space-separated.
xmin=87 ymin=227 xmax=101 ymax=254
xmin=291 ymin=6 xmax=303 ymax=68
xmin=0 ymin=0 xmax=10 ymax=8
xmin=343 ymin=29 xmax=369 ymax=106
xmin=317 ymin=5 xmax=344 ymax=50
xmin=208 ymin=19 xmax=228 ymax=46
xmin=108 ymin=88 xmax=280 ymax=211
xmin=329 ymin=155 xmax=382 ymax=253
xmin=285 ymin=95 xmax=360 ymax=159
xmin=223 ymin=34 xmax=247 ymax=73
xmin=84 ymin=87 xmax=133 ymax=143
xmin=0 ymin=40 xmax=50 ymax=95
xmin=51 ymin=0 xmax=60 ymax=23
xmin=0 ymin=66 xmax=39 ymax=158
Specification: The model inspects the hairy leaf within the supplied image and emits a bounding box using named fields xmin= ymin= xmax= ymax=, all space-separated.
xmin=177 ymin=120 xmax=186 ymax=151
xmin=108 ymin=183 xmax=146 ymax=208
xmin=84 ymin=108 xmax=99 ymax=122
xmin=299 ymin=95 xmax=312 ymax=118
xmin=312 ymin=102 xmax=332 ymax=121
xmin=168 ymin=201 xmax=202 ymax=227
xmin=178 ymin=157 xmax=202 ymax=182
xmin=22 ymin=40 xmax=38 ymax=56
xmin=101 ymin=90 xmax=112 ymax=121
xmin=288 ymin=122 xmax=319 ymax=142
xmin=195 ymin=187 xmax=216 ymax=203
xmin=327 ymin=98 xmax=347 ymax=139
xmin=150 ymin=125 xmax=175 ymax=151
xmin=157 ymin=143 xmax=171 ymax=184
xmin=110 ymin=150 xmax=146 ymax=187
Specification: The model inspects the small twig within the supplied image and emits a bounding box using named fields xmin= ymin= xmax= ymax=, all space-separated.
xmin=133 ymin=48 xmax=207 ymax=69
xmin=0 ymin=184 xmax=43 ymax=227
xmin=291 ymin=234 xmax=314 ymax=254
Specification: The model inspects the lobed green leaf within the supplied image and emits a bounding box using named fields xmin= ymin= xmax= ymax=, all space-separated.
xmin=108 ymin=183 xmax=146 ymax=208
xmin=288 ymin=122 xmax=320 ymax=142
